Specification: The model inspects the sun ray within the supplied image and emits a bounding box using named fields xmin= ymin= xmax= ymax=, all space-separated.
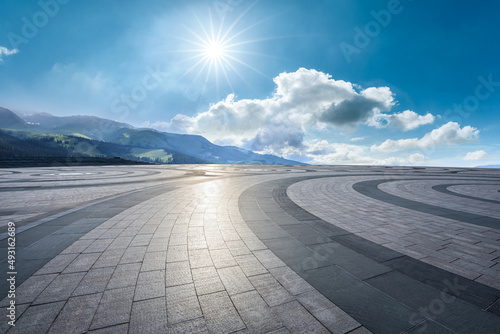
xmin=174 ymin=1 xmax=273 ymax=96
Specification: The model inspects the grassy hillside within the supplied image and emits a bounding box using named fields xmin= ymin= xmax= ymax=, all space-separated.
xmin=0 ymin=129 xmax=208 ymax=164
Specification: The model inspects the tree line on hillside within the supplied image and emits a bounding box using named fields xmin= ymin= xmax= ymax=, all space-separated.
xmin=0 ymin=130 xmax=209 ymax=164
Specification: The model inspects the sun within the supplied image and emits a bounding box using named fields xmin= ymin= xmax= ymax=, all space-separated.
xmin=175 ymin=4 xmax=268 ymax=95
xmin=204 ymin=41 xmax=226 ymax=60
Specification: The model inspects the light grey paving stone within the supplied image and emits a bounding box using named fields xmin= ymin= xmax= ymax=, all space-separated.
xmin=192 ymin=266 xmax=225 ymax=296
xmin=129 ymin=297 xmax=168 ymax=334
xmin=210 ymin=248 xmax=237 ymax=268
xmin=273 ymin=301 xmax=330 ymax=334
xmin=188 ymin=236 xmax=208 ymax=250
xmin=296 ymin=290 xmax=360 ymax=334
xmin=249 ymin=273 xmax=294 ymax=307
xmin=167 ymin=245 xmax=189 ymax=263
xmin=88 ymin=323 xmax=128 ymax=334
xmin=146 ymin=239 xmax=169 ymax=252
xmin=90 ymin=286 xmax=135 ymax=330
xmin=93 ymin=248 xmax=126 ymax=268
xmin=166 ymin=261 xmax=193 ymax=287
xmin=73 ymin=267 xmax=114 ymax=296
xmin=243 ymin=238 xmax=267 ymax=251
xmin=81 ymin=228 xmax=107 ymax=240
xmin=47 ymin=293 xmax=101 ymax=334
xmin=33 ymin=272 xmax=85 ymax=304
xmin=189 ymin=248 xmax=214 ymax=268
xmin=234 ymin=254 xmax=268 ymax=277
xmin=267 ymin=328 xmax=292 ymax=334
xmin=0 ymin=303 xmax=29 ymax=333
xmin=107 ymin=262 xmax=141 ymax=289
xmin=7 ymin=301 xmax=64 ymax=334
xmin=107 ymin=236 xmax=133 ymax=249
xmin=199 ymin=291 xmax=245 ymax=334
xmin=135 ymin=270 xmax=165 ymax=301
xmin=34 ymin=253 xmax=79 ymax=275
xmin=166 ymin=283 xmax=202 ymax=324
xmin=169 ymin=233 xmax=188 ymax=246
xmin=83 ymin=238 xmax=114 ymax=253
xmin=130 ymin=234 xmax=153 ymax=247
xmin=167 ymin=317 xmax=209 ymax=334
xmin=63 ymin=253 xmax=101 ymax=273
xmin=141 ymin=251 xmax=167 ymax=272
xmin=217 ymin=266 xmax=254 ymax=295
xmin=221 ymin=228 xmax=240 ymax=242
xmin=119 ymin=246 xmax=147 ymax=264
xmin=269 ymin=266 xmax=315 ymax=296
xmin=206 ymin=235 xmax=227 ymax=250
xmin=2 ymin=274 xmax=58 ymax=305
xmin=231 ymin=290 xmax=283 ymax=333
xmin=253 ymin=249 xmax=286 ymax=269
xmin=60 ymin=239 xmax=94 ymax=254
xmin=226 ymin=240 xmax=252 ymax=256
xmin=98 ymin=228 xmax=124 ymax=239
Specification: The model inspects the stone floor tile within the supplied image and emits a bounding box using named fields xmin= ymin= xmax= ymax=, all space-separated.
xmin=73 ymin=267 xmax=114 ymax=296
xmin=7 ymin=301 xmax=65 ymax=334
xmin=89 ymin=286 xmax=135 ymax=330
xmin=273 ymin=301 xmax=330 ymax=334
xmin=217 ymin=266 xmax=254 ymax=295
xmin=166 ymin=283 xmax=202 ymax=324
xmin=249 ymin=273 xmax=294 ymax=307
xmin=47 ymin=293 xmax=101 ymax=334
xmin=192 ymin=266 xmax=225 ymax=296
xmin=129 ymin=297 xmax=168 ymax=334
xmin=107 ymin=262 xmax=141 ymax=289
xmin=165 ymin=261 xmax=193 ymax=287
xmin=33 ymin=272 xmax=85 ymax=304
xmin=198 ymin=291 xmax=246 ymax=334
xmin=231 ymin=290 xmax=283 ymax=333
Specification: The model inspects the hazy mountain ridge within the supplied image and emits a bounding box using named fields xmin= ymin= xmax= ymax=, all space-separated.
xmin=0 ymin=107 xmax=303 ymax=165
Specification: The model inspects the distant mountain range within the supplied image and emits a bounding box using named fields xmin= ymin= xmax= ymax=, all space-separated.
xmin=0 ymin=107 xmax=303 ymax=165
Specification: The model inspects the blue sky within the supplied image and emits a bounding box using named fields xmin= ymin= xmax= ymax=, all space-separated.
xmin=1 ymin=0 xmax=499 ymax=166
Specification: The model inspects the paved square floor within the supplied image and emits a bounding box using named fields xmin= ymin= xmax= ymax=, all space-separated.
xmin=0 ymin=165 xmax=499 ymax=333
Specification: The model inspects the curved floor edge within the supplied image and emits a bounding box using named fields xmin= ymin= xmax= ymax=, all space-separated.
xmin=238 ymin=176 xmax=500 ymax=334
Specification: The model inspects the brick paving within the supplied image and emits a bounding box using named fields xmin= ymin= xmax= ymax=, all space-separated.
xmin=0 ymin=165 xmax=499 ymax=333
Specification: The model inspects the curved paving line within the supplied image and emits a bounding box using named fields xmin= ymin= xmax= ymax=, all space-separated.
xmin=353 ymin=179 xmax=500 ymax=230
xmin=432 ymin=184 xmax=500 ymax=205
xmin=239 ymin=175 xmax=500 ymax=334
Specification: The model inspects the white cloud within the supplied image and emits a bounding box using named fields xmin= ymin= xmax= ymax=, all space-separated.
xmin=372 ymin=110 xmax=435 ymax=131
xmin=463 ymin=150 xmax=488 ymax=161
xmin=0 ymin=46 xmax=19 ymax=62
xmin=285 ymin=140 xmax=429 ymax=166
xmin=351 ymin=137 xmax=365 ymax=142
xmin=371 ymin=122 xmax=479 ymax=152
xmin=151 ymin=68 xmax=397 ymax=153
xmin=408 ymin=153 xmax=428 ymax=163
xmin=144 ymin=68 xmax=480 ymax=165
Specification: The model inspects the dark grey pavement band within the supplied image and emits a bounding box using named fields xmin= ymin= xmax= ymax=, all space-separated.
xmin=239 ymin=176 xmax=500 ymax=333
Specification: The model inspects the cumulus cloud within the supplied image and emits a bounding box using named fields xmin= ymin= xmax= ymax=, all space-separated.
xmin=372 ymin=110 xmax=435 ymax=131
xmin=302 ymin=140 xmax=428 ymax=166
xmin=371 ymin=122 xmax=479 ymax=152
xmin=463 ymin=150 xmax=488 ymax=161
xmin=145 ymin=68 xmax=480 ymax=165
xmin=0 ymin=46 xmax=18 ymax=62
xmin=320 ymin=93 xmax=388 ymax=128
xmin=151 ymin=68 xmax=397 ymax=153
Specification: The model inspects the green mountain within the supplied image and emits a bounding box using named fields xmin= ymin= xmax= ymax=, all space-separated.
xmin=0 ymin=107 xmax=304 ymax=165
xmin=0 ymin=129 xmax=208 ymax=164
